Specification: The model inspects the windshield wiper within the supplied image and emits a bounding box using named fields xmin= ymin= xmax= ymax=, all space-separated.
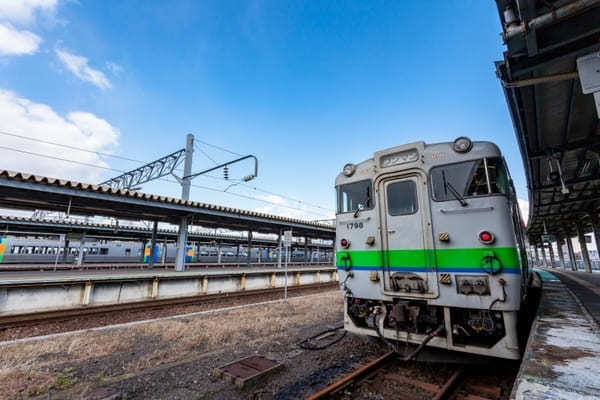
xmin=442 ymin=170 xmax=468 ymax=207
xmin=354 ymin=187 xmax=372 ymax=218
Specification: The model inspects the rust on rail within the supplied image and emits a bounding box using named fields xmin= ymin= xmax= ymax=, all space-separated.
xmin=306 ymin=351 xmax=396 ymax=400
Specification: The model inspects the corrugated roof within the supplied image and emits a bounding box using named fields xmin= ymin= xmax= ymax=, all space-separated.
xmin=0 ymin=170 xmax=334 ymax=231
xmin=495 ymin=0 xmax=600 ymax=238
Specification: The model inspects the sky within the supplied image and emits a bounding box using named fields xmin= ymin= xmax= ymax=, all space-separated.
xmin=0 ymin=0 xmax=529 ymax=222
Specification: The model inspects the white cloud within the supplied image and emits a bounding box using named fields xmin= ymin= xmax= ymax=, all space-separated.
xmin=0 ymin=0 xmax=57 ymax=24
xmin=252 ymin=193 xmax=334 ymax=221
xmin=0 ymin=89 xmax=119 ymax=182
xmin=105 ymin=61 xmax=123 ymax=75
xmin=55 ymin=48 xmax=111 ymax=89
xmin=0 ymin=22 xmax=41 ymax=55
xmin=518 ymin=198 xmax=529 ymax=224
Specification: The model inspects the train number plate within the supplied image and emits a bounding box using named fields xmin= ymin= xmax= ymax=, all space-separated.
xmin=346 ymin=222 xmax=364 ymax=229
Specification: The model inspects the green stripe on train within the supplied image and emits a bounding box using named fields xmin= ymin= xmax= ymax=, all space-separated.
xmin=336 ymin=247 xmax=520 ymax=269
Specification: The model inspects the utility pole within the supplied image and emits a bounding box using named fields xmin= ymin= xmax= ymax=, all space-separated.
xmin=175 ymin=134 xmax=194 ymax=272
xmin=101 ymin=131 xmax=256 ymax=272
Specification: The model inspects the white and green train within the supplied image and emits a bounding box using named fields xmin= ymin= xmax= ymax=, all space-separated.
xmin=335 ymin=137 xmax=531 ymax=360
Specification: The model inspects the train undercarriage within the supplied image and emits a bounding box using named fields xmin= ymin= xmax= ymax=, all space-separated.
xmin=345 ymin=297 xmax=521 ymax=360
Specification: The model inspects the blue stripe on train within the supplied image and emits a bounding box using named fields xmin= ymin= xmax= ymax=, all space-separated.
xmin=337 ymin=265 xmax=521 ymax=274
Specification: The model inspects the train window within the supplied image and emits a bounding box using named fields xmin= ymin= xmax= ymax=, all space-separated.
xmin=486 ymin=158 xmax=508 ymax=195
xmin=337 ymin=180 xmax=373 ymax=213
xmin=430 ymin=158 xmax=508 ymax=202
xmin=387 ymin=181 xmax=418 ymax=215
xmin=100 ymin=248 xmax=109 ymax=255
xmin=465 ymin=161 xmax=489 ymax=196
xmin=125 ymin=248 xmax=131 ymax=256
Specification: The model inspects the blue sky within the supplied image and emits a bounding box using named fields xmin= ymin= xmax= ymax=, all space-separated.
xmin=0 ymin=1 xmax=527 ymax=221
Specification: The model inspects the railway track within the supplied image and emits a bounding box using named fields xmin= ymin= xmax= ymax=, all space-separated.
xmin=307 ymin=351 xmax=507 ymax=400
xmin=0 ymin=281 xmax=338 ymax=330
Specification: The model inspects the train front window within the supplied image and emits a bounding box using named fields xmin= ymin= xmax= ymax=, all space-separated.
xmin=486 ymin=158 xmax=508 ymax=195
xmin=337 ymin=180 xmax=373 ymax=214
xmin=387 ymin=181 xmax=418 ymax=215
xmin=430 ymin=158 xmax=508 ymax=201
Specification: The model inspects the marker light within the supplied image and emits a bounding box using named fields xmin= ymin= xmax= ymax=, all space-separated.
xmin=340 ymin=238 xmax=350 ymax=248
xmin=479 ymin=231 xmax=494 ymax=244
xmin=453 ymin=136 xmax=473 ymax=153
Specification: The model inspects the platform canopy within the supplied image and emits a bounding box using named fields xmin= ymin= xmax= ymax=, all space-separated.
xmin=0 ymin=170 xmax=335 ymax=240
xmin=0 ymin=216 xmax=334 ymax=248
xmin=495 ymin=0 xmax=600 ymax=239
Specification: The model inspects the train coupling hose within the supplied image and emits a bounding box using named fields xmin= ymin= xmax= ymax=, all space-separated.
xmin=399 ymin=325 xmax=445 ymax=361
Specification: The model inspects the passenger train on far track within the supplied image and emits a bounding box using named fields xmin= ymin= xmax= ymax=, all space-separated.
xmin=335 ymin=137 xmax=531 ymax=360
xmin=0 ymin=237 xmax=329 ymax=265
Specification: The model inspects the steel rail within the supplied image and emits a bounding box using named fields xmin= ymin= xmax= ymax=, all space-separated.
xmin=0 ymin=281 xmax=338 ymax=329
xmin=306 ymin=351 xmax=396 ymax=400
xmin=306 ymin=353 xmax=467 ymax=400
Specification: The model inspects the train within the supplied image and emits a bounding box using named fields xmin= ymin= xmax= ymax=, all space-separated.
xmin=335 ymin=137 xmax=531 ymax=360
xmin=0 ymin=237 xmax=331 ymax=264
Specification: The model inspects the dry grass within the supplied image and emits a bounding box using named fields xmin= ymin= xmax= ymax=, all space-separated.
xmin=0 ymin=291 xmax=343 ymax=398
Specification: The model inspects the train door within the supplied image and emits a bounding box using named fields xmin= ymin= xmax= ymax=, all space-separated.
xmin=378 ymin=173 xmax=438 ymax=298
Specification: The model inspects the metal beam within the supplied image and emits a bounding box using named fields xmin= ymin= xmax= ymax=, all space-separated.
xmin=148 ymin=220 xmax=158 ymax=269
xmin=540 ymin=242 xmax=548 ymax=267
xmin=502 ymin=72 xmax=579 ymax=88
xmin=247 ymin=230 xmax=252 ymax=267
xmin=528 ymin=136 xmax=600 ymax=159
xmin=99 ymin=149 xmax=185 ymax=190
xmin=183 ymin=154 xmax=258 ymax=182
xmin=566 ymin=234 xmax=578 ymax=271
xmin=577 ymin=224 xmax=593 ymax=272
xmin=76 ymin=230 xmax=86 ymax=266
xmin=534 ymin=176 xmax=600 ymax=191
xmin=556 ymin=236 xmax=567 ymax=271
xmin=547 ymin=240 xmax=556 ymax=269
xmin=175 ymin=134 xmax=194 ymax=272
xmin=503 ymin=0 xmax=600 ymax=40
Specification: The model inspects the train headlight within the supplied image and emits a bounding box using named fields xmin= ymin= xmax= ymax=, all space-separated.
xmin=343 ymin=163 xmax=356 ymax=177
xmin=340 ymin=238 xmax=350 ymax=248
xmin=453 ymin=136 xmax=473 ymax=153
xmin=479 ymin=230 xmax=495 ymax=244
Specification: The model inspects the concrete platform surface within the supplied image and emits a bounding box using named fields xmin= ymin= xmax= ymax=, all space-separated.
xmin=549 ymin=270 xmax=600 ymax=325
xmin=511 ymin=269 xmax=600 ymax=399
xmin=0 ymin=265 xmax=335 ymax=286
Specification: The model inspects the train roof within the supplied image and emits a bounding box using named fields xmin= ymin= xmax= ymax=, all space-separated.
xmin=335 ymin=139 xmax=502 ymax=185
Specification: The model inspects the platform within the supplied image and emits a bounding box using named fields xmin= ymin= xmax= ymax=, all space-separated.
xmin=0 ymin=260 xmax=329 ymax=272
xmin=0 ymin=264 xmax=335 ymax=286
xmin=0 ymin=265 xmax=337 ymax=316
xmin=546 ymin=270 xmax=600 ymax=326
xmin=511 ymin=269 xmax=600 ymax=399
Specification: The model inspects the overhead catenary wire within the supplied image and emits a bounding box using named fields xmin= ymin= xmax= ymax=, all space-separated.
xmin=0 ymin=130 xmax=145 ymax=164
xmin=0 ymin=144 xmax=331 ymax=217
xmin=194 ymin=142 xmax=219 ymax=165
xmin=0 ymin=145 xmax=127 ymax=172
xmin=0 ymin=130 xmax=334 ymax=213
xmin=195 ymin=173 xmax=333 ymax=213
xmin=194 ymin=138 xmax=243 ymax=157
xmin=191 ymin=142 xmax=333 ymax=212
